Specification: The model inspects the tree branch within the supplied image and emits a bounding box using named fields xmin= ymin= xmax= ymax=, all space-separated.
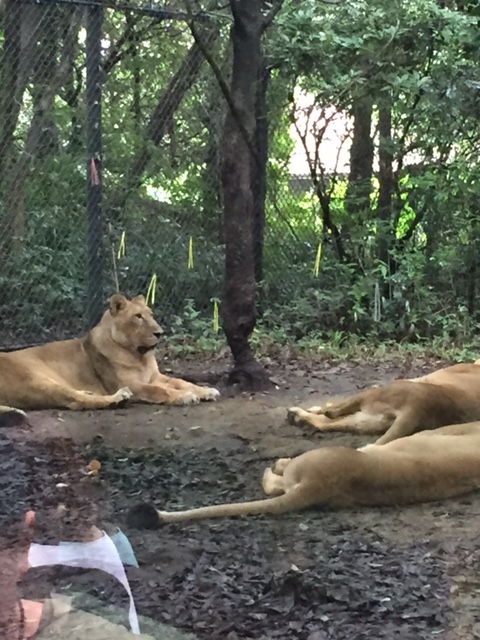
xmin=262 ymin=0 xmax=284 ymax=32
xmin=103 ymin=17 xmax=155 ymax=74
xmin=184 ymin=0 xmax=261 ymax=167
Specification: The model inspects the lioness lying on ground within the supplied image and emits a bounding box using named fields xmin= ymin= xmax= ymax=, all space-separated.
xmin=287 ymin=361 xmax=480 ymax=444
xmin=0 ymin=294 xmax=220 ymax=411
xmin=127 ymin=422 xmax=480 ymax=525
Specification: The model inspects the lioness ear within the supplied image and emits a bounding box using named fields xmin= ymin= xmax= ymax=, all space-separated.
xmin=109 ymin=294 xmax=128 ymax=315
xmin=132 ymin=294 xmax=146 ymax=305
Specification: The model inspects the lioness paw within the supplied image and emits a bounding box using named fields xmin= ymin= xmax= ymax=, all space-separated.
xmin=109 ymin=387 xmax=134 ymax=408
xmin=171 ymin=391 xmax=200 ymax=406
xmin=200 ymin=387 xmax=221 ymax=402
xmin=117 ymin=387 xmax=134 ymax=401
xmin=271 ymin=457 xmax=291 ymax=475
xmin=357 ymin=444 xmax=377 ymax=453
xmin=306 ymin=405 xmax=325 ymax=415
xmin=106 ymin=387 xmax=133 ymax=409
xmin=287 ymin=406 xmax=307 ymax=425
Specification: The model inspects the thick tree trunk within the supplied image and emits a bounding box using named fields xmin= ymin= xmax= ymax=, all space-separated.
xmin=252 ymin=60 xmax=270 ymax=306
xmin=221 ymin=0 xmax=271 ymax=390
xmin=345 ymin=95 xmax=374 ymax=218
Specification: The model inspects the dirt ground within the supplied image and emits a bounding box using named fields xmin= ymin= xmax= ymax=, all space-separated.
xmin=19 ymin=357 xmax=480 ymax=639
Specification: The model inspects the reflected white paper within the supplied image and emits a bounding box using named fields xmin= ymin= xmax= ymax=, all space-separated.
xmin=28 ymin=532 xmax=140 ymax=634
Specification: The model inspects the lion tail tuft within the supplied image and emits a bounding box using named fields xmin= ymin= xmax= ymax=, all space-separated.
xmin=127 ymin=503 xmax=163 ymax=529
xmin=0 ymin=406 xmax=29 ymax=429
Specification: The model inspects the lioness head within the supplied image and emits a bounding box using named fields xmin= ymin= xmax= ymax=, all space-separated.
xmin=108 ymin=294 xmax=164 ymax=354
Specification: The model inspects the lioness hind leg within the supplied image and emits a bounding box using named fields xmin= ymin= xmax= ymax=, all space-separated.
xmin=287 ymin=407 xmax=340 ymax=430
xmin=262 ymin=467 xmax=286 ymax=496
xmin=287 ymin=407 xmax=321 ymax=427
xmin=288 ymin=405 xmax=392 ymax=435
xmin=322 ymin=395 xmax=363 ymax=419
xmin=305 ymin=405 xmax=327 ymax=415
xmin=272 ymin=458 xmax=292 ymax=475
xmin=373 ymin=410 xmax=423 ymax=445
xmin=425 ymin=422 xmax=480 ymax=437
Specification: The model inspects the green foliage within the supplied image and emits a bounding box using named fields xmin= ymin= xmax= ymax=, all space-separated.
xmin=2 ymin=0 xmax=480 ymax=355
xmin=0 ymin=207 xmax=86 ymax=345
xmin=161 ymin=298 xmax=480 ymax=364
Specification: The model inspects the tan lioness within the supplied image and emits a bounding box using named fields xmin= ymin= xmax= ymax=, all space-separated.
xmin=127 ymin=422 xmax=480 ymax=525
xmin=0 ymin=294 xmax=220 ymax=411
xmin=287 ymin=361 xmax=480 ymax=444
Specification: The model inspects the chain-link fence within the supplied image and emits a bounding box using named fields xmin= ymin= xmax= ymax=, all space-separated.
xmin=3 ymin=0 xmax=476 ymax=351
xmin=0 ymin=0 xmax=215 ymax=346
xmin=0 ymin=0 xmax=323 ymax=349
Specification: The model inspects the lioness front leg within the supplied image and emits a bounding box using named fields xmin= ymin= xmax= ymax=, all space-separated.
xmin=47 ymin=384 xmax=133 ymax=410
xmin=155 ymin=373 xmax=221 ymax=403
xmin=130 ymin=383 xmax=201 ymax=406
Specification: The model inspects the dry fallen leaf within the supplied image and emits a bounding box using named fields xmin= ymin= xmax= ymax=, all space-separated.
xmin=87 ymin=459 xmax=101 ymax=476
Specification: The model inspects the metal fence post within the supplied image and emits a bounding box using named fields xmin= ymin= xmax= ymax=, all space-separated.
xmin=85 ymin=0 xmax=105 ymax=328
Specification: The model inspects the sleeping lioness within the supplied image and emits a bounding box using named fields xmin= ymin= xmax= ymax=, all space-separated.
xmin=127 ymin=422 xmax=480 ymax=525
xmin=0 ymin=293 xmax=220 ymax=410
xmin=287 ymin=361 xmax=480 ymax=444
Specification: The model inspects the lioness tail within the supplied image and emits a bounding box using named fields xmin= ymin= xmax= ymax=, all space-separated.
xmin=0 ymin=406 xmax=29 ymax=429
xmin=128 ymin=490 xmax=311 ymax=526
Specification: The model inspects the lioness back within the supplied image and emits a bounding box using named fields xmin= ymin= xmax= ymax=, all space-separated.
xmin=0 ymin=338 xmax=106 ymax=409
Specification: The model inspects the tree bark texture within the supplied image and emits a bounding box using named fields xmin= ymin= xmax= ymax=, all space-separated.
xmin=252 ymin=60 xmax=270 ymax=290
xmin=221 ymin=0 xmax=271 ymax=390
xmin=345 ymin=95 xmax=374 ymax=218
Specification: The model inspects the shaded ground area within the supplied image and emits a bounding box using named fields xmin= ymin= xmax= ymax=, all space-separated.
xmin=82 ymin=442 xmax=451 ymax=640
xmin=13 ymin=358 xmax=480 ymax=638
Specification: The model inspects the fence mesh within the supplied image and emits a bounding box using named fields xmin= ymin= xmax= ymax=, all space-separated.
xmin=0 ymin=0 xmax=321 ymax=348
xmin=2 ymin=0 xmax=475 ymax=350
xmin=0 ymin=1 xmax=218 ymax=345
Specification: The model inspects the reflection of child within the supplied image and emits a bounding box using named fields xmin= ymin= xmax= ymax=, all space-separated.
xmin=1 ymin=511 xmax=156 ymax=639
xmin=0 ymin=422 xmax=190 ymax=639
xmin=29 ymin=520 xmax=141 ymax=634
